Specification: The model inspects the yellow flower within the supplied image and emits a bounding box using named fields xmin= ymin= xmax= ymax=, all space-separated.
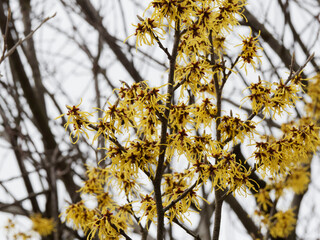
xmin=253 ymin=139 xmax=290 ymax=177
xmin=148 ymin=0 xmax=195 ymax=27
xmin=193 ymin=98 xmax=217 ymax=129
xmin=242 ymin=79 xmax=272 ymax=116
xmin=273 ymin=80 xmax=300 ymax=104
xmin=306 ymin=73 xmax=320 ymax=118
xmin=269 ymin=209 xmax=296 ymax=238
xmin=178 ymin=24 xmax=211 ymax=59
xmin=140 ymin=194 xmax=158 ymax=223
xmin=211 ymin=34 xmax=227 ymax=56
xmin=169 ymin=102 xmax=194 ymax=131
xmin=87 ymin=210 xmax=126 ymax=240
xmin=175 ymin=59 xmax=213 ymax=95
xmin=202 ymin=149 xmax=256 ymax=194
xmin=63 ymin=200 xmax=95 ymax=233
xmin=187 ymin=134 xmax=213 ymax=162
xmin=97 ymin=192 xmax=115 ymax=209
xmin=238 ymin=30 xmax=263 ymax=73
xmin=255 ymin=188 xmax=272 ymax=211
xmin=285 ymin=166 xmax=310 ymax=194
xmin=78 ymin=174 xmax=105 ymax=195
xmin=116 ymin=204 xmax=134 ymax=225
xmin=196 ymin=3 xmax=216 ymax=30
xmin=217 ymin=115 xmax=257 ymax=142
xmin=30 ymin=214 xmax=55 ymax=237
xmin=131 ymin=17 xmax=165 ymax=48
xmin=55 ymin=99 xmax=94 ymax=143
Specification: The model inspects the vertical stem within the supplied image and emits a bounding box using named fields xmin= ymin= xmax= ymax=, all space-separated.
xmin=212 ymin=191 xmax=223 ymax=240
xmin=153 ymin=24 xmax=181 ymax=240
xmin=209 ymin=30 xmax=224 ymax=240
xmin=49 ymin=150 xmax=60 ymax=240
xmin=212 ymin=88 xmax=224 ymax=240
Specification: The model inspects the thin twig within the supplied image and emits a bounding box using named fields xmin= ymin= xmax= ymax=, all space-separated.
xmin=285 ymin=52 xmax=314 ymax=85
xmin=153 ymin=33 xmax=172 ymax=60
xmin=1 ymin=7 xmax=11 ymax=59
xmin=163 ymin=181 xmax=199 ymax=212
xmin=173 ymin=218 xmax=202 ymax=240
xmin=88 ymin=123 xmax=126 ymax=152
xmin=221 ymin=55 xmax=241 ymax=90
xmin=0 ymin=12 xmax=56 ymax=64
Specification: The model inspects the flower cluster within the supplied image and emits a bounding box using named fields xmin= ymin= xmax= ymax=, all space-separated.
xmin=162 ymin=171 xmax=204 ymax=222
xmin=269 ymin=209 xmax=296 ymax=238
xmin=4 ymin=215 xmax=55 ymax=239
xmin=244 ymin=77 xmax=302 ymax=118
xmin=238 ymin=31 xmax=262 ymax=72
xmin=86 ymin=210 xmax=127 ymax=240
xmin=306 ymin=73 xmax=320 ymax=118
xmin=132 ymin=17 xmax=165 ymax=47
xmin=54 ymin=0 xmax=317 ymax=239
xmin=30 ymin=214 xmax=56 ymax=237
xmin=56 ymin=100 xmax=93 ymax=143
xmin=253 ymin=120 xmax=319 ymax=177
xmin=63 ymin=200 xmax=96 ymax=234
xmin=285 ymin=166 xmax=310 ymax=194
xmin=217 ymin=115 xmax=256 ymax=142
